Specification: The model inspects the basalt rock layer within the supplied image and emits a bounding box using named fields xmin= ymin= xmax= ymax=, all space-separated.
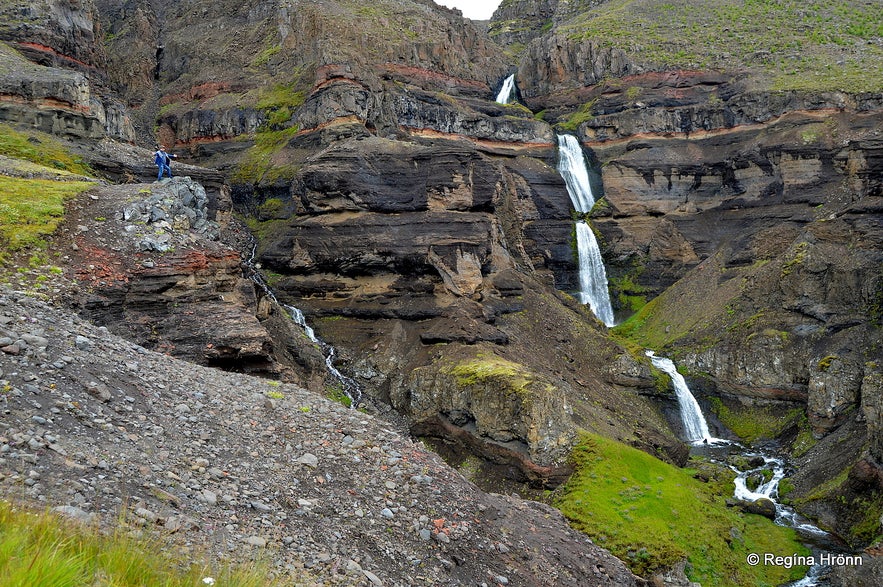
xmin=0 ymin=0 xmax=134 ymax=140
xmin=248 ymin=130 xmax=686 ymax=484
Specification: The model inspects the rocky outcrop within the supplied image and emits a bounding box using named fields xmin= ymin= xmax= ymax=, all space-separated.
xmin=56 ymin=177 xmax=325 ymax=389
xmin=489 ymin=1 xmax=607 ymax=51
xmin=0 ymin=41 xmax=133 ymax=140
xmin=95 ymin=0 xmax=511 ymax=154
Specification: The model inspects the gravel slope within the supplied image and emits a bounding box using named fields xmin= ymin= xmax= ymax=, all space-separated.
xmin=0 ymin=282 xmax=638 ymax=586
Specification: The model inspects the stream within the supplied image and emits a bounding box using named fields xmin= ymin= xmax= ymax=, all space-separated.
xmin=243 ymin=240 xmax=362 ymax=407
xmin=650 ymin=351 xmax=848 ymax=586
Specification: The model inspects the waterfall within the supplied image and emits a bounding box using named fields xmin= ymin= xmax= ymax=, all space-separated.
xmin=243 ymin=241 xmax=362 ymax=407
xmin=495 ymin=74 xmax=516 ymax=104
xmin=557 ymin=134 xmax=615 ymax=326
xmin=648 ymin=352 xmax=833 ymax=586
xmin=646 ymin=351 xmax=719 ymax=444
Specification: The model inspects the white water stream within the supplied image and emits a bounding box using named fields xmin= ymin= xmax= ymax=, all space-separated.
xmin=557 ymin=134 xmax=616 ymax=326
xmin=651 ymin=352 xmax=838 ymax=586
xmin=646 ymin=351 xmax=723 ymax=444
xmin=495 ymin=74 xmax=516 ymax=104
xmin=244 ymin=242 xmax=362 ymax=406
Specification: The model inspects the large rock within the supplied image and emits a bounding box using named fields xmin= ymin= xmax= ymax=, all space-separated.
xmin=0 ymin=1 xmax=134 ymax=141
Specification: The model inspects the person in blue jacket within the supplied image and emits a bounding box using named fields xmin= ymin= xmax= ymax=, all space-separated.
xmin=153 ymin=145 xmax=176 ymax=180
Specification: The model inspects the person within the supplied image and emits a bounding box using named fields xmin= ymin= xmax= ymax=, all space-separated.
xmin=153 ymin=145 xmax=176 ymax=180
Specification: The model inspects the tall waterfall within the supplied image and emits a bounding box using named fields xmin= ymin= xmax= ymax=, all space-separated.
xmin=557 ymin=134 xmax=615 ymax=326
xmin=646 ymin=351 xmax=717 ymax=444
xmin=495 ymin=74 xmax=516 ymax=104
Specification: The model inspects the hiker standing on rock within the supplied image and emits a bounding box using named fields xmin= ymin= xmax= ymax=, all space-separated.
xmin=154 ymin=145 xmax=176 ymax=180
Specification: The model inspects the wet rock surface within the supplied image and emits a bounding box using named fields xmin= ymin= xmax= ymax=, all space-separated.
xmin=0 ymin=288 xmax=639 ymax=587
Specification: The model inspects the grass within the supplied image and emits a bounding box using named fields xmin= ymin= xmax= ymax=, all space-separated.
xmin=0 ymin=176 xmax=93 ymax=252
xmin=0 ymin=124 xmax=95 ymax=262
xmin=0 ymin=123 xmax=92 ymax=175
xmin=0 ymin=500 xmax=290 ymax=587
xmin=326 ymin=384 xmax=352 ymax=408
xmin=556 ymin=433 xmax=809 ymax=585
xmin=559 ymin=0 xmax=883 ymax=92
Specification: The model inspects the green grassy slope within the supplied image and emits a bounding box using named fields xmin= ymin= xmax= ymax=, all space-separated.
xmin=556 ymin=433 xmax=810 ymax=586
xmin=560 ymin=0 xmax=883 ymax=92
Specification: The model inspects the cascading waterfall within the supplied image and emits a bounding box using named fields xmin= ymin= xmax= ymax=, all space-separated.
xmin=646 ymin=351 xmax=721 ymax=444
xmin=557 ymin=134 xmax=615 ymax=326
xmin=652 ymin=352 xmax=836 ymax=586
xmin=495 ymin=74 xmax=516 ymax=104
xmin=243 ymin=241 xmax=362 ymax=406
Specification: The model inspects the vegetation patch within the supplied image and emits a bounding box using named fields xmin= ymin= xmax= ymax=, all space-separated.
xmin=556 ymin=433 xmax=809 ymax=585
xmin=707 ymin=398 xmax=803 ymax=443
xmin=326 ymin=384 xmax=352 ymax=408
xmin=560 ymin=0 xmax=883 ymax=92
xmin=0 ymin=176 xmax=93 ymax=254
xmin=558 ymin=100 xmax=596 ymax=132
xmin=0 ymin=124 xmax=92 ymax=175
xmin=0 ymin=500 xmax=287 ymax=587
xmin=231 ymin=125 xmax=301 ymax=184
xmin=446 ymin=354 xmax=535 ymax=396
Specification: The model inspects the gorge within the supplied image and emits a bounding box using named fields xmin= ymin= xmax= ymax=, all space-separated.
xmin=0 ymin=0 xmax=881 ymax=585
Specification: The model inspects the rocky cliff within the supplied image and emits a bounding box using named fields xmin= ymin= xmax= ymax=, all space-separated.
xmin=2 ymin=0 xmax=882 ymax=583
xmin=0 ymin=0 xmax=134 ymax=140
xmin=492 ymin=0 xmax=883 ymax=557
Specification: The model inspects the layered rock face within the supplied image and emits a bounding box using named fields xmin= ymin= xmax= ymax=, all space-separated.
xmin=0 ymin=0 xmax=133 ymax=140
xmin=248 ymin=131 xmax=684 ymax=484
xmin=58 ymin=176 xmax=326 ymax=390
xmin=490 ymin=0 xmax=883 ymax=548
xmin=94 ymin=0 xmax=511 ymax=150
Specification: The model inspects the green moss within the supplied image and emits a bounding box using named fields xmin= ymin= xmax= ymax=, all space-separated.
xmin=0 ymin=124 xmax=93 ymax=176
xmin=251 ymin=44 xmax=281 ymax=68
xmin=781 ymin=241 xmax=808 ymax=277
xmin=231 ymin=125 xmax=301 ymax=183
xmin=778 ymin=478 xmax=795 ymax=503
xmin=817 ymin=355 xmax=837 ymax=372
xmin=707 ymin=398 xmax=802 ymax=443
xmin=850 ymin=494 xmax=883 ymax=544
xmin=556 ymin=433 xmax=809 ymax=584
xmin=325 ymin=384 xmax=352 ymax=408
xmin=558 ymin=100 xmax=597 ymax=132
xmin=791 ymin=415 xmax=817 ymax=458
xmin=446 ymin=354 xmax=535 ymax=396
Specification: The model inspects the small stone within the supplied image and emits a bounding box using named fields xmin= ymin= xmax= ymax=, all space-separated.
xmin=380 ymin=508 xmax=394 ymax=519
xmin=384 ymin=481 xmax=397 ymax=490
xmin=85 ymin=381 xmax=112 ymax=402
xmin=363 ymin=570 xmax=384 ymax=586
xmin=201 ymin=490 xmax=217 ymax=505
xmin=135 ymin=507 xmax=158 ymax=522
xmin=245 ymin=536 xmax=267 ymax=547
xmin=419 ymin=529 xmax=432 ymax=541
xmin=52 ymin=505 xmax=95 ymax=523
xmin=297 ymin=453 xmax=319 ymax=468
xmin=74 ymin=336 xmax=93 ymax=351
